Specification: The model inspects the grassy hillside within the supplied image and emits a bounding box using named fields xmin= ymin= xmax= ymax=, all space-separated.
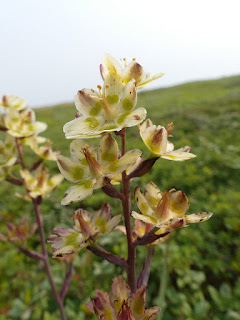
xmin=0 ymin=75 xmax=240 ymax=319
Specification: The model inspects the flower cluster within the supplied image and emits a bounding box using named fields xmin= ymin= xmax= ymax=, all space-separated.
xmin=48 ymin=203 xmax=121 ymax=257
xmin=20 ymin=164 xmax=63 ymax=199
xmin=0 ymin=135 xmax=17 ymax=181
xmin=63 ymin=54 xmax=164 ymax=140
xmin=88 ymin=275 xmax=160 ymax=319
xmin=0 ymin=216 xmax=37 ymax=243
xmin=132 ymin=182 xmax=212 ymax=234
xmin=139 ymin=119 xmax=196 ymax=160
xmin=57 ymin=134 xmax=141 ymax=205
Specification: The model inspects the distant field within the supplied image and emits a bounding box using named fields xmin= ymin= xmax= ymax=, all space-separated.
xmin=1 ymin=75 xmax=240 ymax=319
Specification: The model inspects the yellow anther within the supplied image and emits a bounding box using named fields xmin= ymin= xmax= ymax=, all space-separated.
xmin=97 ymin=85 xmax=102 ymax=90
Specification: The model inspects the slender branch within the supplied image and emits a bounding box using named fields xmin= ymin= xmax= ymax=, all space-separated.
xmin=17 ymin=246 xmax=45 ymax=260
xmin=32 ymin=197 xmax=67 ymax=320
xmin=102 ymin=183 xmax=124 ymax=201
xmin=87 ymin=244 xmax=128 ymax=270
xmin=6 ymin=177 xmax=23 ymax=185
xmin=15 ymin=138 xmax=26 ymax=169
xmin=137 ymin=246 xmax=154 ymax=288
xmin=30 ymin=159 xmax=43 ymax=171
xmin=60 ymin=262 xmax=74 ymax=302
xmin=127 ymin=157 xmax=158 ymax=180
xmin=121 ymin=128 xmax=136 ymax=292
xmin=134 ymin=231 xmax=170 ymax=246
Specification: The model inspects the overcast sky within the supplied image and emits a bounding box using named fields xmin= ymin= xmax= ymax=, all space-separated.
xmin=0 ymin=0 xmax=239 ymax=107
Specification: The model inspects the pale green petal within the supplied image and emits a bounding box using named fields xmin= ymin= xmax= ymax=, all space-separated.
xmin=98 ymin=134 xmax=118 ymax=165
xmin=161 ymin=150 xmax=196 ymax=161
xmin=57 ymin=155 xmax=90 ymax=183
xmin=135 ymin=186 xmax=153 ymax=216
xmin=102 ymin=53 xmax=122 ymax=77
xmin=185 ymin=212 xmax=213 ymax=224
xmin=132 ymin=211 xmax=157 ymax=225
xmin=61 ymin=181 xmax=94 ymax=205
xmin=144 ymin=182 xmax=162 ymax=209
xmin=110 ymin=276 xmax=131 ymax=312
xmin=105 ymin=215 xmax=121 ymax=234
xmin=107 ymin=149 xmax=142 ymax=174
xmin=70 ymin=139 xmax=90 ymax=166
xmin=119 ymin=79 xmax=137 ymax=112
xmin=137 ymin=72 xmax=165 ymax=90
xmin=63 ymin=116 xmax=104 ymax=139
xmin=117 ymin=107 xmax=146 ymax=128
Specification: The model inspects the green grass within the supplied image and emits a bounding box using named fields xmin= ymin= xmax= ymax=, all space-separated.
xmin=1 ymin=75 xmax=240 ymax=319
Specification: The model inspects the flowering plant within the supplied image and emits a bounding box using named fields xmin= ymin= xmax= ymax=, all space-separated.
xmin=1 ymin=54 xmax=212 ymax=319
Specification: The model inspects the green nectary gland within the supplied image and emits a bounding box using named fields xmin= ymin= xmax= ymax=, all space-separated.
xmin=122 ymin=98 xmax=133 ymax=111
xmin=106 ymin=94 xmax=119 ymax=104
xmin=86 ymin=117 xmax=100 ymax=129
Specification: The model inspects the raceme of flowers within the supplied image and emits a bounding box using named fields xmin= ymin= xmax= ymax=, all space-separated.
xmin=48 ymin=203 xmax=121 ymax=257
xmin=57 ymin=134 xmax=141 ymax=205
xmin=20 ymin=164 xmax=63 ymax=199
xmin=0 ymin=216 xmax=37 ymax=243
xmin=139 ymin=119 xmax=196 ymax=161
xmin=88 ymin=275 xmax=160 ymax=320
xmin=0 ymin=134 xmax=17 ymax=181
xmin=1 ymin=95 xmax=47 ymax=138
xmin=132 ymin=182 xmax=213 ymax=233
xmin=63 ymin=54 xmax=164 ymax=139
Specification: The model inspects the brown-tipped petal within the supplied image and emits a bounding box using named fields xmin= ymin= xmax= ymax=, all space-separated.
xmin=142 ymin=306 xmax=161 ymax=320
xmin=110 ymin=276 xmax=131 ymax=312
xmin=144 ymin=182 xmax=162 ymax=209
xmin=156 ymin=189 xmax=173 ymax=220
xmin=122 ymin=61 xmax=144 ymax=84
xmin=170 ymin=190 xmax=189 ymax=216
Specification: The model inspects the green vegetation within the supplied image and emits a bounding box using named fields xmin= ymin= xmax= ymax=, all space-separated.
xmin=1 ymin=75 xmax=240 ymax=319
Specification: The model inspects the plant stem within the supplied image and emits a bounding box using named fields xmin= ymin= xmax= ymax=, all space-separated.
xmin=156 ymin=242 xmax=169 ymax=320
xmin=32 ymin=198 xmax=67 ymax=320
xmin=60 ymin=262 xmax=74 ymax=302
xmin=15 ymin=138 xmax=26 ymax=169
xmin=121 ymin=128 xmax=136 ymax=292
xmin=137 ymin=246 xmax=154 ymax=288
xmin=87 ymin=243 xmax=128 ymax=269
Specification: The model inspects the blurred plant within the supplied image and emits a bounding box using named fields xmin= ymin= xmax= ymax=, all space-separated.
xmin=0 ymin=95 xmax=68 ymax=320
xmin=47 ymin=54 xmax=212 ymax=319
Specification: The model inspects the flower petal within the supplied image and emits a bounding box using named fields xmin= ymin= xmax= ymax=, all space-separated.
xmin=132 ymin=211 xmax=158 ymax=225
xmin=185 ymin=212 xmax=213 ymax=224
xmin=57 ymin=155 xmax=90 ymax=183
xmin=63 ymin=116 xmax=104 ymax=139
xmin=107 ymin=149 xmax=142 ymax=174
xmin=131 ymin=286 xmax=146 ymax=317
xmin=119 ymin=79 xmax=137 ymax=113
xmin=117 ymin=107 xmax=146 ymax=128
xmin=142 ymin=307 xmax=161 ymax=320
xmin=135 ymin=186 xmax=153 ymax=216
xmin=137 ymin=72 xmax=165 ymax=89
xmin=98 ymin=134 xmax=118 ymax=166
xmin=170 ymin=190 xmax=189 ymax=216
xmin=110 ymin=276 xmax=131 ymax=312
xmin=161 ymin=149 xmax=196 ymax=161
xmin=61 ymin=181 xmax=94 ymax=205
xmin=144 ymin=182 xmax=162 ymax=209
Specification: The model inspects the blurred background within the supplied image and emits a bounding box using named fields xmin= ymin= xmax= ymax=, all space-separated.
xmin=0 ymin=0 xmax=240 ymax=319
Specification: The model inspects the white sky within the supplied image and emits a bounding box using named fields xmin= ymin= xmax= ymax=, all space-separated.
xmin=0 ymin=0 xmax=240 ymax=107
